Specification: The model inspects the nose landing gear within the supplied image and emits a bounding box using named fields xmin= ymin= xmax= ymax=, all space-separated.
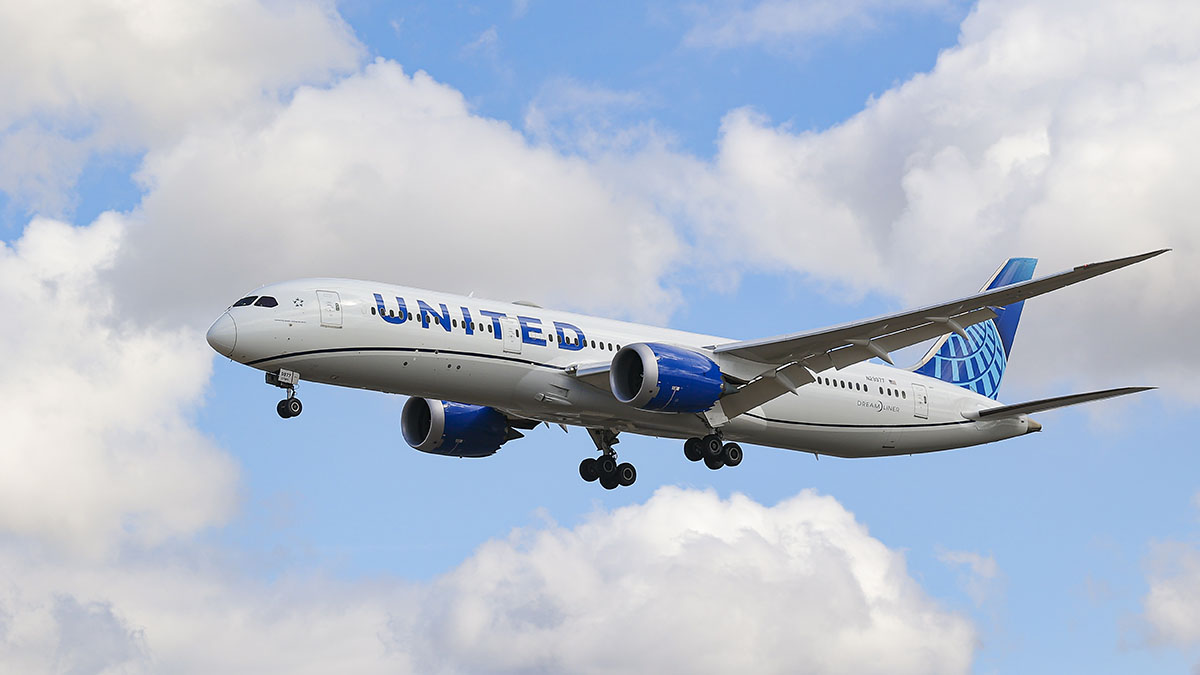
xmin=267 ymin=369 xmax=303 ymax=419
xmin=276 ymin=394 xmax=302 ymax=419
xmin=581 ymin=428 xmax=636 ymax=489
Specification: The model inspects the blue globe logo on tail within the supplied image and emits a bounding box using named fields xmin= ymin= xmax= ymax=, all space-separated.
xmin=913 ymin=257 xmax=1037 ymax=400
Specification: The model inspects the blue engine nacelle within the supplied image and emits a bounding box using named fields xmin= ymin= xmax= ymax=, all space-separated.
xmin=610 ymin=342 xmax=724 ymax=413
xmin=401 ymin=398 xmax=515 ymax=458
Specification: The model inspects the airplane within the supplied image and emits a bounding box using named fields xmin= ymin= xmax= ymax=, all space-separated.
xmin=206 ymin=250 xmax=1166 ymax=490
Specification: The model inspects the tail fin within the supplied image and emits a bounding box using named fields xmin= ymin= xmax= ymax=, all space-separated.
xmin=912 ymin=257 xmax=1038 ymax=399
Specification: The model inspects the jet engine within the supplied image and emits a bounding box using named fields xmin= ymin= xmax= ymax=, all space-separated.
xmin=401 ymin=398 xmax=520 ymax=457
xmin=610 ymin=342 xmax=724 ymax=413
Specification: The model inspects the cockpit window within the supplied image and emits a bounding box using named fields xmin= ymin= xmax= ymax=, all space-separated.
xmin=232 ymin=296 xmax=257 ymax=307
xmin=254 ymin=296 xmax=278 ymax=308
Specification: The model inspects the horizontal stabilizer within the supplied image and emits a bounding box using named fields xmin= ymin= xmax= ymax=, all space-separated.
xmin=962 ymin=386 xmax=1154 ymax=420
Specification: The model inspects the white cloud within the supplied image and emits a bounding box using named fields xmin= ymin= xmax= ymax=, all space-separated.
xmin=655 ymin=0 xmax=1200 ymax=395
xmin=111 ymin=60 xmax=684 ymax=325
xmin=402 ymin=487 xmax=975 ymax=674
xmin=1144 ymin=541 xmax=1200 ymax=648
xmin=938 ymin=549 xmax=1000 ymax=607
xmin=0 ymin=549 xmax=413 ymax=674
xmin=462 ymin=26 xmax=501 ymax=60
xmin=684 ymin=0 xmax=957 ymax=50
xmin=0 ymin=488 xmax=974 ymax=673
xmin=0 ymin=216 xmax=237 ymax=555
xmin=0 ymin=0 xmax=362 ymax=214
xmin=524 ymin=78 xmax=658 ymax=155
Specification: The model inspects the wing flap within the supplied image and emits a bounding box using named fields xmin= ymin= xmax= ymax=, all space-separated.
xmin=963 ymin=386 xmax=1154 ymax=420
xmin=717 ymin=307 xmax=998 ymax=419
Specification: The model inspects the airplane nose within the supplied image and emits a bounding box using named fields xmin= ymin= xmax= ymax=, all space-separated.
xmin=206 ymin=312 xmax=237 ymax=357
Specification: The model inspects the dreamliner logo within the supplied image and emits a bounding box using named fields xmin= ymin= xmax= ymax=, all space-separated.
xmin=858 ymin=399 xmax=899 ymax=413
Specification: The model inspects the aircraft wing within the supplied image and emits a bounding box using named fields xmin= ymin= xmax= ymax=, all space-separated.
xmin=962 ymin=386 xmax=1154 ymax=420
xmin=708 ymin=249 xmax=1168 ymax=420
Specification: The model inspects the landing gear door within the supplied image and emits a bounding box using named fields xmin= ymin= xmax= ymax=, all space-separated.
xmin=500 ymin=316 xmax=521 ymax=354
xmin=316 ymin=290 xmax=342 ymax=328
xmin=912 ymin=383 xmax=929 ymax=419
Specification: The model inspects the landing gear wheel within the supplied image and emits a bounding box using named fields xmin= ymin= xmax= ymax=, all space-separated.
xmin=598 ymin=455 xmax=617 ymax=476
xmin=584 ymin=428 xmax=633 ymax=489
xmin=684 ymin=438 xmax=703 ymax=462
xmin=277 ymin=400 xmax=291 ymax=418
xmin=284 ymin=397 xmax=302 ymax=418
xmin=616 ymin=463 xmax=637 ymax=487
xmin=721 ymin=442 xmax=743 ymax=467
xmin=704 ymin=455 xmax=724 ymax=470
xmin=702 ymin=434 xmax=723 ymax=461
xmin=579 ymin=457 xmax=599 ymax=482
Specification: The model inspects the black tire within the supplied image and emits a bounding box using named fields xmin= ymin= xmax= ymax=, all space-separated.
xmin=616 ymin=463 xmax=637 ymax=487
xmin=684 ymin=438 xmax=703 ymax=462
xmin=721 ymin=443 xmax=743 ymax=467
xmin=599 ymin=473 xmax=619 ymax=490
xmin=704 ymin=455 xmax=724 ymax=470
xmin=598 ymin=456 xmax=617 ymax=476
xmin=277 ymin=400 xmax=291 ymax=418
xmin=579 ymin=457 xmax=599 ymax=482
xmin=286 ymin=398 xmax=303 ymax=417
xmin=702 ymin=434 xmax=723 ymax=460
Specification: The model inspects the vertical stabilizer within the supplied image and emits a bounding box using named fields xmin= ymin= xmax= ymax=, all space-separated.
xmin=912 ymin=258 xmax=1037 ymax=399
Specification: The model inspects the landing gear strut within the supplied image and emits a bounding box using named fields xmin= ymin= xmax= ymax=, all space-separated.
xmin=684 ymin=434 xmax=742 ymax=470
xmin=267 ymin=369 xmax=303 ymax=419
xmin=581 ymin=428 xmax=636 ymax=489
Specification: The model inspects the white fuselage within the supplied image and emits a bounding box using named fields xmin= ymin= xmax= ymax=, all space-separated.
xmin=213 ymin=278 xmax=1035 ymax=458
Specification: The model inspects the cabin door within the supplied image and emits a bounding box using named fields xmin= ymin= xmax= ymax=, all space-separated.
xmin=912 ymin=383 xmax=929 ymax=419
xmin=316 ymin=290 xmax=342 ymax=328
xmin=500 ymin=316 xmax=522 ymax=354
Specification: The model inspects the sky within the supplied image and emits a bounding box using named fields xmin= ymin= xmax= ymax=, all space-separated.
xmin=0 ymin=0 xmax=1198 ymax=672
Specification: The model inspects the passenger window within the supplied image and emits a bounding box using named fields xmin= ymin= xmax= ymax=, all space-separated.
xmin=902 ymin=391 xmax=907 ymax=399
xmin=408 ymin=312 xmax=413 ymax=321
xmin=488 ymin=324 xmax=493 ymax=333
xmin=591 ymin=340 xmax=596 ymax=348
xmin=388 ymin=310 xmax=395 ymax=317
xmin=879 ymin=387 xmax=884 ymax=394
xmin=371 ymin=306 xmax=377 ymax=315
xmin=434 ymin=315 xmax=440 ymax=325
xmin=607 ymin=343 xmax=612 ymax=351
xmin=452 ymin=319 xmax=458 ymax=328
xmin=232 ymin=296 xmax=257 ymax=307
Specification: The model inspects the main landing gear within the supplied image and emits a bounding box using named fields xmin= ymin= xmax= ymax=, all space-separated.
xmin=267 ymin=368 xmax=303 ymax=419
xmin=579 ymin=428 xmax=636 ymax=490
xmin=684 ymin=434 xmax=742 ymax=470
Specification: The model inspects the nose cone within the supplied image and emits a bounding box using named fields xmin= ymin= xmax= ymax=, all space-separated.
xmin=206 ymin=312 xmax=237 ymax=357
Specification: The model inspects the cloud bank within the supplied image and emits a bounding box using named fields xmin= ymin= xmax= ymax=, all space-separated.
xmin=0 ymin=489 xmax=975 ymax=673
xmin=0 ymin=217 xmax=236 ymax=555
